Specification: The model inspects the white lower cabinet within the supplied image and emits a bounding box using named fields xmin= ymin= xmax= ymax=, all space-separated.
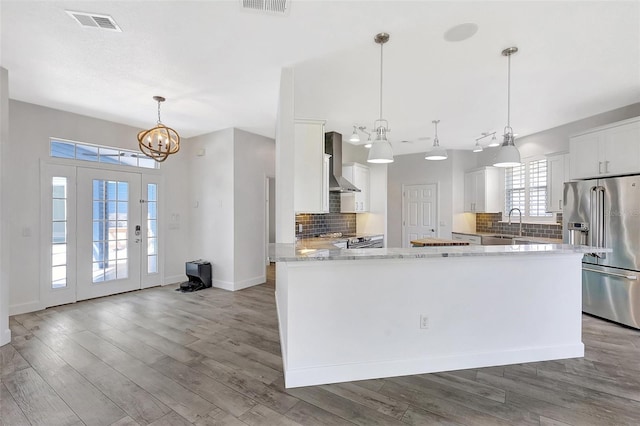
xmin=546 ymin=152 xmax=570 ymax=213
xmin=341 ymin=162 xmax=369 ymax=213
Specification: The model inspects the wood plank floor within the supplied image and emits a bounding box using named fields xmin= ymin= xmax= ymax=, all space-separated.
xmin=3 ymin=265 xmax=640 ymax=425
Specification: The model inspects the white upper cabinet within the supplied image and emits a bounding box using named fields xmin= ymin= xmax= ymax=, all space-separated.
xmin=294 ymin=119 xmax=329 ymax=213
xmin=341 ymin=162 xmax=369 ymax=213
xmin=546 ymin=152 xmax=570 ymax=213
xmin=569 ymin=117 xmax=640 ymax=180
xmin=464 ymin=167 xmax=501 ymax=213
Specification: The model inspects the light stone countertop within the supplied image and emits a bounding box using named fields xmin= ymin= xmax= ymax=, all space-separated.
xmin=269 ymin=243 xmax=610 ymax=262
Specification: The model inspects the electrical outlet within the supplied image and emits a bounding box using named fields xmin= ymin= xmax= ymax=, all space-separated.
xmin=420 ymin=314 xmax=429 ymax=329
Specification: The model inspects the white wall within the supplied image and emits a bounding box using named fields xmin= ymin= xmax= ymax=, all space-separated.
xmin=0 ymin=68 xmax=10 ymax=345
xmin=187 ymin=128 xmax=236 ymax=288
xmin=276 ymin=68 xmax=296 ymax=244
xmin=5 ymin=100 xmax=189 ymax=315
xmin=187 ymin=127 xmax=276 ymax=291
xmin=233 ymin=128 xmax=275 ymax=289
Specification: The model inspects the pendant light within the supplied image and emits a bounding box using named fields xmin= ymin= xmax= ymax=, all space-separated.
xmin=349 ymin=126 xmax=360 ymax=143
xmin=425 ymin=120 xmax=448 ymax=160
xmin=367 ymin=32 xmax=394 ymax=164
xmin=493 ymin=47 xmax=521 ymax=167
xmin=137 ymin=96 xmax=180 ymax=162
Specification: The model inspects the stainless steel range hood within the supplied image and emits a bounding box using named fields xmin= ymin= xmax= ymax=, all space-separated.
xmin=325 ymin=131 xmax=361 ymax=193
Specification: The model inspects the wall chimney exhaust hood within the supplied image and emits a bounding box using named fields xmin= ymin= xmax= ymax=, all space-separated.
xmin=325 ymin=131 xmax=361 ymax=193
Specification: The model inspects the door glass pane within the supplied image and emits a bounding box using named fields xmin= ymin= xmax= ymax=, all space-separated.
xmin=51 ymin=177 xmax=68 ymax=289
xmin=146 ymin=183 xmax=158 ymax=275
xmin=92 ymin=179 xmax=129 ymax=283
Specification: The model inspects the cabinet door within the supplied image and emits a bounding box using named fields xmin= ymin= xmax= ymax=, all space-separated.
xmin=546 ymin=153 xmax=568 ymax=212
xmin=601 ymin=120 xmax=640 ymax=176
xmin=354 ymin=165 xmax=369 ymax=212
xmin=569 ymin=132 xmax=600 ymax=179
xmin=474 ymin=170 xmax=487 ymax=212
xmin=322 ymin=154 xmax=330 ymax=213
xmin=294 ymin=120 xmax=325 ymax=213
xmin=463 ymin=172 xmax=476 ymax=212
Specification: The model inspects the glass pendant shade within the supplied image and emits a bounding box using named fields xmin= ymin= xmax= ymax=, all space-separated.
xmin=472 ymin=141 xmax=484 ymax=153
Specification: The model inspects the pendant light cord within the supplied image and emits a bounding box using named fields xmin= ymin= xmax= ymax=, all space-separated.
xmin=507 ymin=53 xmax=511 ymax=129
xmin=379 ymin=41 xmax=383 ymax=120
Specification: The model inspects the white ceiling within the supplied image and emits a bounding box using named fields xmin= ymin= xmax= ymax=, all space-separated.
xmin=1 ymin=1 xmax=639 ymax=156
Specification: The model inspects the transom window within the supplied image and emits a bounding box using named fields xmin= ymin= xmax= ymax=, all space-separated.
xmin=504 ymin=158 xmax=553 ymax=221
xmin=50 ymin=139 xmax=158 ymax=169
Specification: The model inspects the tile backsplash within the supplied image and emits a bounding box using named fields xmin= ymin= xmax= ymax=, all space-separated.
xmin=476 ymin=212 xmax=563 ymax=240
xmin=295 ymin=192 xmax=356 ymax=238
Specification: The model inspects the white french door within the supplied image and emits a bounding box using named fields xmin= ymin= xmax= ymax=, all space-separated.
xmin=41 ymin=164 xmax=161 ymax=308
xmin=76 ymin=168 xmax=142 ymax=300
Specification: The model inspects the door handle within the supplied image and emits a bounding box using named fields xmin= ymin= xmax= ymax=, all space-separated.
xmin=598 ymin=161 xmax=602 ymax=174
xmin=583 ymin=267 xmax=637 ymax=280
xmin=604 ymin=160 xmax=609 ymax=174
xmin=559 ymin=199 xmax=562 ymax=210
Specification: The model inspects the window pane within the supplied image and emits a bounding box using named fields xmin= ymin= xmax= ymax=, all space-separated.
xmin=106 ymin=181 xmax=117 ymax=200
xmin=52 ymin=244 xmax=67 ymax=267
xmin=99 ymin=148 xmax=121 ymax=164
xmin=116 ymin=259 xmax=128 ymax=279
xmin=77 ymin=145 xmax=99 ymax=162
xmin=120 ymin=152 xmax=139 ymax=166
xmin=117 ymin=202 xmax=128 ymax=221
xmin=148 ymin=219 xmax=157 ymax=236
xmin=53 ymin=222 xmax=66 ymax=243
xmin=51 ymin=141 xmax=75 ymax=159
xmin=52 ymin=177 xmax=67 ymax=198
xmin=138 ymin=155 xmax=156 ymax=169
xmin=148 ymin=255 xmax=158 ymax=274
xmin=117 ymin=182 xmax=128 ymax=200
xmin=148 ymin=237 xmax=157 ymax=255
xmin=148 ymin=202 xmax=157 ymax=219
xmin=52 ymin=265 xmax=67 ymax=288
xmin=147 ymin=184 xmax=157 ymax=202
xmin=52 ymin=199 xmax=66 ymax=221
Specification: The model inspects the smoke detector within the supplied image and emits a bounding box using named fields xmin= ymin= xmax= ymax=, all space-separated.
xmin=241 ymin=0 xmax=290 ymax=15
xmin=66 ymin=10 xmax=122 ymax=32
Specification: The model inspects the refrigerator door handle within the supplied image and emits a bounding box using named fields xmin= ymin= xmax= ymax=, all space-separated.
xmin=597 ymin=186 xmax=606 ymax=259
xmin=583 ymin=267 xmax=637 ymax=280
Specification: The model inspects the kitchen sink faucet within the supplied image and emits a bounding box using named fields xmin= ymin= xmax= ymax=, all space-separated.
xmin=508 ymin=208 xmax=523 ymax=237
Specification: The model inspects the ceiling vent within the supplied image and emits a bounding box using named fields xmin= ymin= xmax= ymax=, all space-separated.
xmin=66 ymin=11 xmax=122 ymax=32
xmin=241 ymin=0 xmax=289 ymax=15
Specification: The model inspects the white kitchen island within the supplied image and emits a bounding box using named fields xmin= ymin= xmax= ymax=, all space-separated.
xmin=269 ymin=243 xmax=609 ymax=388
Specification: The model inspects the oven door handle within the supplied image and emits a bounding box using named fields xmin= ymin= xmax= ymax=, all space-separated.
xmin=583 ymin=267 xmax=637 ymax=280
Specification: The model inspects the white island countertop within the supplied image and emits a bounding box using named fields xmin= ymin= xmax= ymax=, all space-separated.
xmin=269 ymin=243 xmax=609 ymax=262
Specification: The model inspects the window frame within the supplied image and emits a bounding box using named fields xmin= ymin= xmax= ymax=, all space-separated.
xmin=501 ymin=155 xmax=555 ymax=223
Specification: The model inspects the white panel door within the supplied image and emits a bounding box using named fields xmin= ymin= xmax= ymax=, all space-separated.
xmin=402 ymin=184 xmax=437 ymax=247
xmin=77 ymin=168 xmax=142 ymax=301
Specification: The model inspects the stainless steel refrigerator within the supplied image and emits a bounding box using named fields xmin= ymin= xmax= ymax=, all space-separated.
xmin=563 ymin=175 xmax=640 ymax=329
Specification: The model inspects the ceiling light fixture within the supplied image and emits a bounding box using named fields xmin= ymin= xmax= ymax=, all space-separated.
xmin=493 ymin=47 xmax=522 ymax=168
xmin=473 ymin=131 xmax=497 ymax=152
xmin=137 ymin=96 xmax=180 ymax=163
xmin=367 ymin=32 xmax=394 ymax=164
xmin=425 ymin=120 xmax=448 ymax=161
xmin=349 ymin=126 xmax=360 ymax=143
xmin=487 ymin=133 xmax=500 ymax=147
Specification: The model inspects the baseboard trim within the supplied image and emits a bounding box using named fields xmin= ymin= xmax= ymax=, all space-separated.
xmin=0 ymin=328 xmax=11 ymax=346
xmin=233 ymin=275 xmax=266 ymax=291
xmin=212 ymin=279 xmax=235 ymax=291
xmin=283 ymin=343 xmax=585 ymax=388
xmin=163 ymin=275 xmax=184 ymax=286
xmin=9 ymin=300 xmax=44 ymax=316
